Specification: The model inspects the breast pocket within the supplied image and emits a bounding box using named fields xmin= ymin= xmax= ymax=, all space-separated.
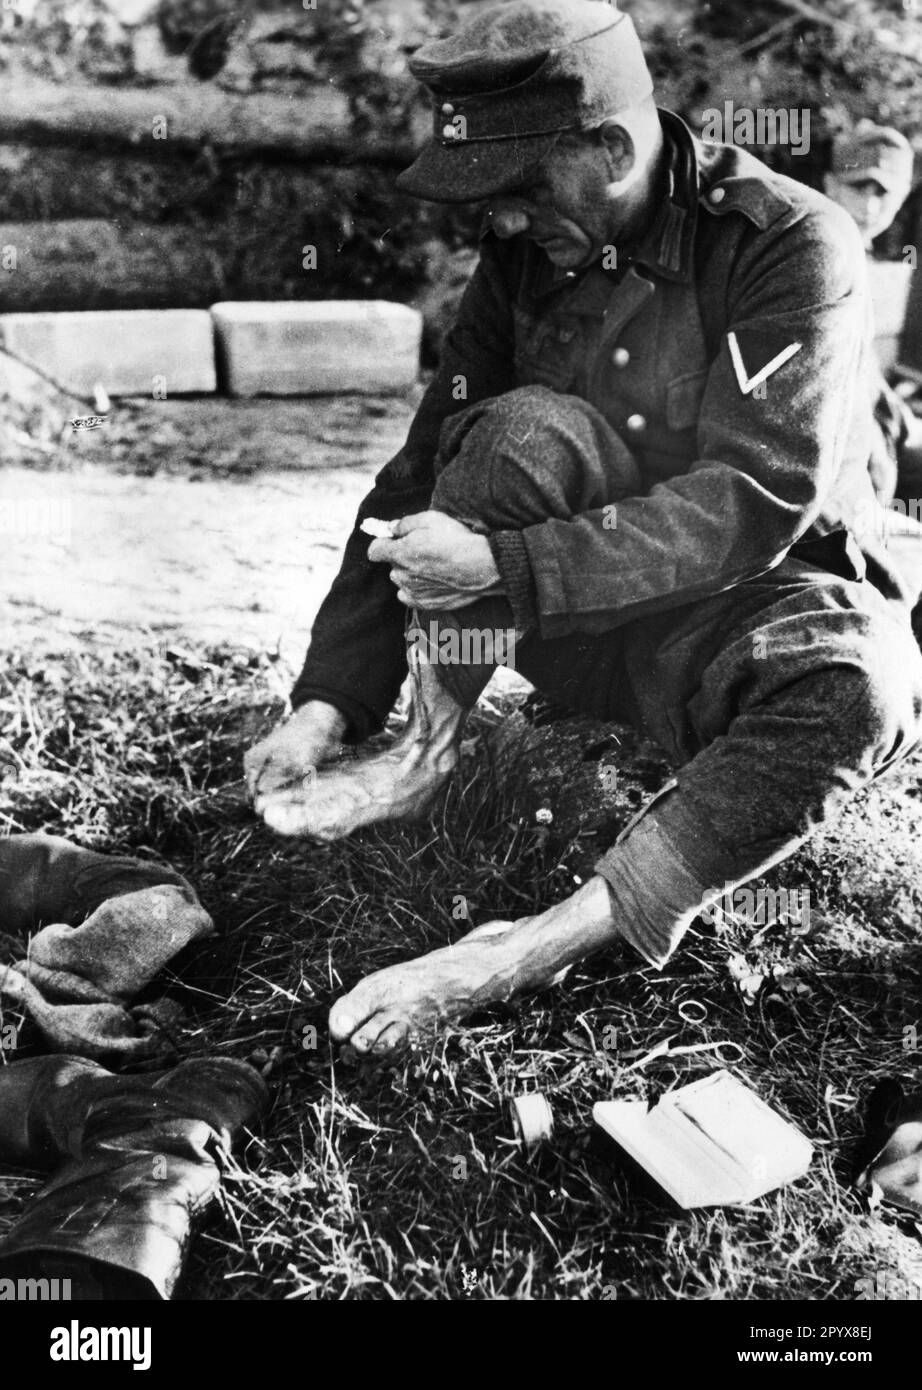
xmin=640 ymin=369 xmax=709 ymax=481
xmin=513 ymin=305 xmax=582 ymax=392
xmin=666 ymin=369 xmax=709 ymax=431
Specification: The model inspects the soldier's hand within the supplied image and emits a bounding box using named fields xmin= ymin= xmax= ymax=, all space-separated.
xmin=367 ymin=510 xmax=501 ymax=609
xmin=244 ymin=700 xmax=347 ymax=804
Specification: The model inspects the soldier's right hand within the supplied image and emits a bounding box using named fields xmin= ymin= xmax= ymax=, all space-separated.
xmin=244 ymin=701 xmax=348 ymax=804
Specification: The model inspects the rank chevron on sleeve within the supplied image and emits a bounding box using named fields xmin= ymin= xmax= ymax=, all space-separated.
xmin=727 ymin=330 xmax=803 ymax=395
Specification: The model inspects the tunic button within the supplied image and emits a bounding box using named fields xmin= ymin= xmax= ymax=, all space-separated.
xmin=612 ymin=347 xmax=630 ymax=368
xmin=441 ymin=102 xmax=455 ymax=116
xmin=442 ymin=124 xmax=457 ymax=139
xmin=709 ymin=187 xmax=726 ymax=204
xmin=626 ymin=413 xmax=646 ymax=432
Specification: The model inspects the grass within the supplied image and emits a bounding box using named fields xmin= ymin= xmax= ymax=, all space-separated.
xmin=2 ymin=638 xmax=922 ymax=1301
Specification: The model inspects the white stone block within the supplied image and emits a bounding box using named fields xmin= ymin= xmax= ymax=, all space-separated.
xmin=0 ymin=310 xmax=217 ymax=397
xmin=211 ymin=300 xmax=422 ymax=397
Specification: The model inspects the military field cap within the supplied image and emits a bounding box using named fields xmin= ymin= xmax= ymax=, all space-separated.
xmin=831 ymin=121 xmax=914 ymax=192
xmin=396 ymin=0 xmax=654 ymax=203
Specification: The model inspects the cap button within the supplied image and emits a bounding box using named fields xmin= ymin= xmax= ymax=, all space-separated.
xmin=612 ymin=347 xmax=630 ymax=368
xmin=709 ymin=187 xmax=726 ymax=204
xmin=626 ymin=413 xmax=646 ymax=432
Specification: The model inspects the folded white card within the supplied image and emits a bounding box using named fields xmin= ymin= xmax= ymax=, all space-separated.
xmin=593 ymin=1069 xmax=813 ymax=1208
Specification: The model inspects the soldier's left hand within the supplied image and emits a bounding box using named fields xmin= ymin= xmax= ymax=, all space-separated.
xmin=367 ymin=510 xmax=501 ymax=609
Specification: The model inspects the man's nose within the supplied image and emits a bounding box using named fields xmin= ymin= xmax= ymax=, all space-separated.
xmin=488 ymin=204 xmax=532 ymax=239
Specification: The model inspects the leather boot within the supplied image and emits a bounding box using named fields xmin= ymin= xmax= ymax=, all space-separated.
xmin=0 ymin=1055 xmax=268 ymax=1299
xmin=856 ymin=1080 xmax=922 ymax=1219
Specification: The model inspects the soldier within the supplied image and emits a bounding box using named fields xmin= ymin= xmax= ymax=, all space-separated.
xmin=823 ymin=122 xmax=922 ymax=511
xmin=824 ymin=122 xmax=913 ymax=254
xmin=245 ymin=0 xmax=922 ymax=1056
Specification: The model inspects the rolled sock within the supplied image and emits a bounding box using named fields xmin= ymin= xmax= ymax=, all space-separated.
xmin=0 ymin=965 xmax=184 ymax=1062
xmin=1 ymin=836 xmax=212 ymax=1063
xmin=15 ymin=884 xmax=213 ymax=1004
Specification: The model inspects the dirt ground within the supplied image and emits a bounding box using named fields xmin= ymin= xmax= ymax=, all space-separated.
xmin=1 ymin=393 xmax=419 ymax=665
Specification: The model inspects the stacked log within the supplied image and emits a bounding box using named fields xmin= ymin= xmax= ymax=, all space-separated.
xmin=0 ymin=75 xmax=416 ymax=161
xmin=0 ymin=0 xmax=472 ymax=337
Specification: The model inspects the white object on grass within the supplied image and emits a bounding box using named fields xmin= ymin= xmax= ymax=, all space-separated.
xmin=510 ymin=1093 xmax=555 ymax=1151
xmin=593 ymin=1069 xmax=813 ymax=1208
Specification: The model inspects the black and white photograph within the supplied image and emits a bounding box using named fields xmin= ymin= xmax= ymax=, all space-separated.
xmin=1 ymin=0 xmax=922 ymax=1348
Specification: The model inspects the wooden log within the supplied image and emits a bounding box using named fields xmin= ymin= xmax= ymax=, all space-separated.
xmin=0 ymin=143 xmax=405 ymax=230
xmin=0 ymin=73 xmax=419 ymax=162
xmin=0 ymin=220 xmax=224 ymax=311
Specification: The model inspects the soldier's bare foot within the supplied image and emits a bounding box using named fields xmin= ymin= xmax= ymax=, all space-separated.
xmin=329 ymin=879 xmax=619 ymax=1054
xmin=259 ymin=736 xmax=459 ymax=841
xmin=258 ymin=657 xmax=467 ymax=841
xmin=328 ymin=927 xmax=521 ymax=1054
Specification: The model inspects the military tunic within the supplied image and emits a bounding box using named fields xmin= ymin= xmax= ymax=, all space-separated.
xmin=290 ymin=111 xmax=922 ymax=967
xmin=294 ymin=111 xmax=915 ymax=730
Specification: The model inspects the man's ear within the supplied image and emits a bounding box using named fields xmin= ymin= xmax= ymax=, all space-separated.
xmin=596 ymin=118 xmax=636 ymax=181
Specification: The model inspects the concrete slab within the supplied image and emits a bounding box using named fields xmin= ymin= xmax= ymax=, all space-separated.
xmin=0 ymin=309 xmax=217 ymax=397
xmin=211 ymin=300 xmax=422 ymax=396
